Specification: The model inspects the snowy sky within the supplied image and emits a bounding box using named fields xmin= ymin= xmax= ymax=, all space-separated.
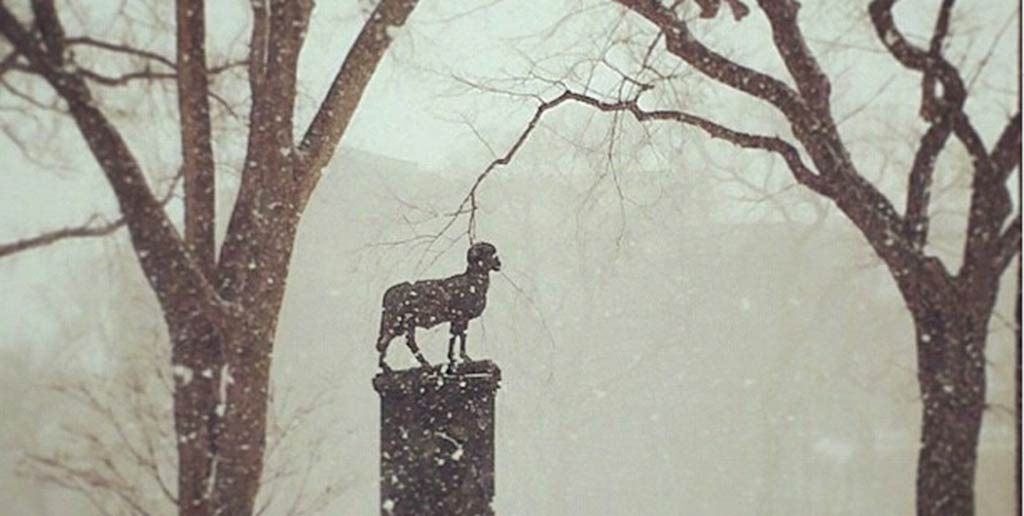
xmin=0 ymin=1 xmax=1019 ymax=514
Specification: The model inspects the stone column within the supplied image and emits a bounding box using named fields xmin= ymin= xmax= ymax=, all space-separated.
xmin=373 ymin=360 xmax=501 ymax=516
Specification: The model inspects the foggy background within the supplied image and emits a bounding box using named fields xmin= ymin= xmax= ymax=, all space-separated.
xmin=0 ymin=1 xmax=1017 ymax=514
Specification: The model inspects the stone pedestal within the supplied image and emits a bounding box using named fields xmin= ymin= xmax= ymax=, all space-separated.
xmin=373 ymin=360 xmax=501 ymax=516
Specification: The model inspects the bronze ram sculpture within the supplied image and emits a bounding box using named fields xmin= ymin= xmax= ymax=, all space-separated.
xmin=376 ymin=242 xmax=501 ymax=371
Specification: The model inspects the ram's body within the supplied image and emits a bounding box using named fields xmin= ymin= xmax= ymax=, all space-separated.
xmin=376 ymin=243 xmax=501 ymax=370
xmin=377 ymin=273 xmax=489 ymax=347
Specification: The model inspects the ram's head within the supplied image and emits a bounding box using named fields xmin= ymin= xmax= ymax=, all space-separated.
xmin=468 ymin=242 xmax=501 ymax=272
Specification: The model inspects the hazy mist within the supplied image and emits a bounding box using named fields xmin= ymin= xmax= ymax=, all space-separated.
xmin=1 ymin=1 xmax=1018 ymax=514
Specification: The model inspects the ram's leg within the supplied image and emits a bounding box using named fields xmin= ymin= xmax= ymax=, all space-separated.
xmin=405 ymin=325 xmax=431 ymax=368
xmin=378 ymin=349 xmax=392 ymax=373
xmin=377 ymin=327 xmax=394 ymax=372
xmin=451 ymin=321 xmax=471 ymax=362
xmin=458 ymin=332 xmax=472 ymax=362
xmin=444 ymin=334 xmax=459 ymax=374
xmin=447 ymin=333 xmax=457 ymax=364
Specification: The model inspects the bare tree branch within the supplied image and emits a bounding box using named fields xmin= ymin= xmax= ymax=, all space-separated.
xmin=215 ymin=0 xmax=315 ymax=302
xmin=905 ymin=121 xmax=952 ymax=248
xmin=24 ymin=451 xmax=151 ymax=516
xmin=0 ymin=218 xmax=125 ymax=259
xmin=31 ymin=0 xmax=67 ymax=61
xmin=0 ymin=75 xmax=63 ymax=111
xmin=176 ymin=0 xmax=217 ymax=278
xmin=0 ymin=170 xmax=182 ymax=259
xmin=247 ymin=0 xmax=269 ymax=97
xmin=460 ymin=0 xmax=951 ymax=295
xmin=25 ymin=59 xmax=246 ymax=87
xmin=0 ymin=4 xmax=230 ymax=319
xmin=692 ymin=0 xmax=751 ymax=20
xmin=866 ymin=0 xmax=1018 ymax=283
xmin=448 ymin=88 xmax=828 ymax=240
xmin=295 ymin=0 xmax=420 ymax=206
xmin=869 ymin=0 xmax=966 ymax=122
xmin=617 ymin=1 xmax=917 ymax=269
xmin=0 ymin=49 xmax=19 ymax=77
xmin=991 ymin=112 xmax=1022 ymax=180
xmin=895 ymin=0 xmax=969 ymax=251
xmin=756 ymin=0 xmax=832 ymax=113
xmin=74 ymin=380 xmax=177 ymax=505
xmin=565 ymin=91 xmax=828 ymax=192
xmin=615 ymin=0 xmax=810 ymax=123
xmin=997 ymin=214 xmax=1022 ymax=274
xmin=70 ymin=66 xmax=175 ymax=85
xmin=66 ymin=36 xmax=177 ymax=70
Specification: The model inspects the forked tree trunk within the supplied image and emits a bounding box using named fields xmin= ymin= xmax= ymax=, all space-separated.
xmin=0 ymin=1 xmax=421 ymax=514
xmin=167 ymin=223 xmax=294 ymax=515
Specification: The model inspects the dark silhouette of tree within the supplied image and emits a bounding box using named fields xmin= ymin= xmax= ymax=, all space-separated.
xmin=0 ymin=1 xmax=420 ymax=514
xmin=454 ymin=1 xmax=1019 ymax=515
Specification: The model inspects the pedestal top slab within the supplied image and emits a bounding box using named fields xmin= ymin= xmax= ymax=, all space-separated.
xmin=372 ymin=360 xmax=501 ymax=395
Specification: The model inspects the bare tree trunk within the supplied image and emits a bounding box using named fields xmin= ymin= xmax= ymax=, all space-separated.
xmin=913 ymin=309 xmax=988 ymax=516
xmin=206 ymin=217 xmax=297 ymax=515
xmin=169 ymin=308 xmax=281 ymax=516
xmin=0 ymin=0 xmax=420 ymax=514
xmin=209 ymin=323 xmax=273 ymax=515
xmin=168 ymin=207 xmax=297 ymax=515
xmin=448 ymin=1 xmax=1018 ymax=513
xmin=170 ymin=318 xmax=223 ymax=516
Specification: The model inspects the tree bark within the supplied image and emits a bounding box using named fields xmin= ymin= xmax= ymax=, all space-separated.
xmin=207 ymin=218 xmax=297 ymax=515
xmin=176 ymin=0 xmax=217 ymax=277
xmin=1 ymin=1 xmax=423 ymax=514
xmin=169 ymin=302 xmax=282 ymax=516
xmin=906 ymin=270 xmax=994 ymax=516
xmin=208 ymin=323 xmax=274 ymax=515
xmin=170 ymin=317 xmax=222 ymax=516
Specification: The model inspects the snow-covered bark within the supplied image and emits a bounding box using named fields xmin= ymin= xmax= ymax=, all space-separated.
xmin=912 ymin=307 xmax=988 ymax=516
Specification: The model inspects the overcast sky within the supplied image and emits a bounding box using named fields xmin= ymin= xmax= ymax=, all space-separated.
xmin=0 ymin=1 xmax=1019 ymax=514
